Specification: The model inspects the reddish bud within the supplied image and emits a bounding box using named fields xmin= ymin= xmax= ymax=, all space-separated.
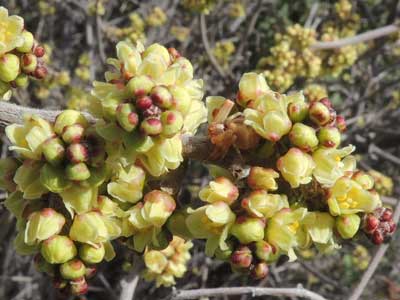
xmin=372 ymin=230 xmax=384 ymax=245
xmin=34 ymin=66 xmax=48 ymax=79
xmin=66 ymin=143 xmax=89 ymax=164
xmin=381 ymin=208 xmax=393 ymax=222
xmin=336 ymin=115 xmax=347 ymax=132
xmin=136 ymin=96 xmax=153 ymax=110
xmin=231 ymin=245 xmax=253 ymax=269
xmin=34 ymin=45 xmax=46 ymax=57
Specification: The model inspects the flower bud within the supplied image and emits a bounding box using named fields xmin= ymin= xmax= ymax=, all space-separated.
xmin=287 ymin=101 xmax=308 ymax=123
xmin=363 ymin=214 xmax=379 ymax=234
xmin=0 ymin=54 xmax=20 ymax=82
xmin=251 ymin=262 xmax=269 ymax=279
xmin=151 ymin=86 xmax=173 ymax=109
xmin=65 ymin=162 xmax=91 ymax=181
xmin=54 ymin=110 xmax=89 ymax=135
xmin=142 ymin=190 xmax=176 ymax=227
xmin=66 ymin=143 xmax=89 ymax=165
xmin=247 ymin=167 xmax=279 ymax=191
xmin=0 ymin=157 xmax=19 ymax=192
xmin=241 ymin=190 xmax=288 ymax=219
xmin=277 ymin=148 xmax=315 ymax=188
xmin=230 ymin=216 xmax=265 ymax=244
xmin=41 ymin=235 xmax=77 ymax=264
xmin=16 ymin=30 xmax=35 ymax=53
xmin=336 ymin=115 xmax=346 ymax=132
xmin=309 ymin=101 xmax=331 ymax=126
xmin=230 ymin=245 xmax=252 ymax=269
xmin=336 ymin=214 xmax=361 ymax=239
xmin=116 ymin=103 xmax=139 ymax=132
xmin=85 ymin=266 xmax=97 ymax=278
xmin=381 ymin=208 xmax=393 ymax=222
xmin=372 ymin=230 xmax=384 ymax=245
xmin=60 ymin=259 xmax=86 ymax=280
xmin=199 ymin=177 xmax=239 ymax=205
xmin=136 ymin=95 xmax=153 ymax=110
xmin=127 ymin=75 xmax=155 ymax=97
xmin=289 ymin=123 xmax=318 ymax=151
xmin=14 ymin=73 xmax=29 ymax=88
xmin=140 ymin=117 xmax=163 ymax=136
xmin=25 ymin=208 xmax=66 ymax=245
xmin=237 ymin=73 xmax=269 ymax=106
xmin=33 ymin=66 xmax=48 ymax=79
xmin=254 ymin=240 xmax=279 ymax=262
xmin=318 ymin=126 xmax=341 ymax=148
xmin=70 ymin=277 xmax=88 ymax=295
xmin=62 ymin=124 xmax=85 ymax=144
xmin=21 ymin=53 xmax=38 ymax=73
xmin=34 ymin=45 xmax=46 ymax=57
xmin=352 ymin=171 xmax=374 ymax=190
xmin=170 ymin=86 xmax=191 ymax=114
xmin=79 ymin=243 xmax=105 ymax=264
xmin=42 ymin=137 xmax=65 ymax=166
xmin=69 ymin=212 xmax=110 ymax=244
xmin=144 ymin=250 xmax=168 ymax=273
xmin=161 ymin=110 xmax=184 ymax=137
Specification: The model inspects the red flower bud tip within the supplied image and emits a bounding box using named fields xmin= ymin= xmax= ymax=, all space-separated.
xmin=336 ymin=115 xmax=347 ymax=132
xmin=381 ymin=208 xmax=393 ymax=222
xmin=66 ymin=143 xmax=89 ymax=164
xmin=34 ymin=45 xmax=45 ymax=57
xmin=140 ymin=117 xmax=163 ymax=136
xmin=34 ymin=66 xmax=48 ymax=79
xmin=62 ymin=124 xmax=85 ymax=144
xmin=364 ymin=215 xmax=379 ymax=233
xmin=70 ymin=277 xmax=88 ymax=295
xmin=231 ymin=246 xmax=252 ymax=269
xmin=168 ymin=47 xmax=181 ymax=60
xmin=136 ymin=96 xmax=153 ymax=110
xmin=241 ymin=198 xmax=249 ymax=208
xmin=319 ymin=97 xmax=332 ymax=108
xmin=268 ymin=133 xmax=280 ymax=142
xmin=251 ymin=262 xmax=269 ymax=280
xmin=372 ymin=230 xmax=384 ymax=245
xmin=85 ymin=266 xmax=97 ymax=278
xmin=40 ymin=207 xmax=56 ymax=217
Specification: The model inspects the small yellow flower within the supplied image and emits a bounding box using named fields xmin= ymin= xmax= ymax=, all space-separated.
xmin=0 ymin=7 xmax=24 ymax=55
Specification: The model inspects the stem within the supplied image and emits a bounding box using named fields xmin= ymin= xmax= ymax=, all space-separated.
xmin=172 ymin=286 xmax=328 ymax=300
xmin=310 ymin=24 xmax=398 ymax=50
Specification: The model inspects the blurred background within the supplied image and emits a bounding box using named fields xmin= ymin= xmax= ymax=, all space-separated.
xmin=0 ymin=0 xmax=399 ymax=299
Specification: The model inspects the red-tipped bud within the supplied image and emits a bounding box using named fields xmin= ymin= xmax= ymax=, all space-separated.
xmin=136 ymin=96 xmax=153 ymax=110
xmin=251 ymin=262 xmax=269 ymax=280
xmin=230 ymin=245 xmax=253 ymax=269
xmin=309 ymin=101 xmax=332 ymax=126
xmin=363 ymin=214 xmax=379 ymax=234
xmin=34 ymin=45 xmax=46 ymax=57
xmin=21 ymin=53 xmax=38 ymax=73
xmin=116 ymin=103 xmax=139 ymax=132
xmin=318 ymin=126 xmax=341 ymax=148
xmin=70 ymin=277 xmax=88 ymax=295
xmin=319 ymin=97 xmax=332 ymax=108
xmin=381 ymin=208 xmax=393 ymax=222
xmin=168 ymin=47 xmax=181 ymax=60
xmin=34 ymin=66 xmax=48 ymax=79
xmin=62 ymin=124 xmax=85 ymax=144
xmin=336 ymin=115 xmax=347 ymax=132
xmin=66 ymin=143 xmax=89 ymax=164
xmin=140 ymin=117 xmax=163 ymax=136
xmin=372 ymin=230 xmax=384 ymax=245
xmin=151 ymin=86 xmax=173 ymax=109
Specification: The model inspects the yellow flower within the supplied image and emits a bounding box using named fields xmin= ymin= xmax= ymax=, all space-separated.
xmin=277 ymin=148 xmax=315 ymax=188
xmin=312 ymin=145 xmax=355 ymax=187
xmin=327 ymin=176 xmax=381 ymax=216
xmin=0 ymin=7 xmax=24 ymax=55
xmin=199 ymin=177 xmax=239 ymax=205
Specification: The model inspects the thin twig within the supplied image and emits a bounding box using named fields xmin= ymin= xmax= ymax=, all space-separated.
xmin=172 ymin=286 xmax=328 ymax=300
xmin=369 ymin=144 xmax=400 ymax=166
xmin=348 ymin=199 xmax=400 ymax=300
xmin=119 ymin=274 xmax=139 ymax=300
xmin=199 ymin=14 xmax=228 ymax=79
xmin=311 ymin=24 xmax=398 ymax=50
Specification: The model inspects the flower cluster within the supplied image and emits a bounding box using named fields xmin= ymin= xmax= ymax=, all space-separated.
xmin=212 ymin=40 xmax=236 ymax=69
xmin=181 ymin=0 xmax=217 ymax=14
xmin=92 ymin=41 xmax=206 ymax=176
xmin=177 ymin=72 xmax=392 ymax=280
xmin=0 ymin=7 xmax=47 ymax=100
xmin=143 ymin=236 xmax=192 ymax=287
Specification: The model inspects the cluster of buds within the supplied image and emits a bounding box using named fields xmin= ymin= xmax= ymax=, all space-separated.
xmin=0 ymin=6 xmax=47 ymax=100
xmin=256 ymin=24 xmax=321 ymax=92
xmin=142 ymin=236 xmax=192 ymax=287
xmin=92 ymin=41 xmax=206 ymax=176
xmin=181 ymin=0 xmax=217 ymax=14
xmin=303 ymin=84 xmax=328 ymax=103
xmin=367 ymin=170 xmax=394 ymax=196
xmin=363 ymin=207 xmax=396 ymax=245
xmin=212 ymin=41 xmax=236 ymax=69
xmin=146 ymin=6 xmax=167 ymax=27
xmin=105 ymin=12 xmax=147 ymax=45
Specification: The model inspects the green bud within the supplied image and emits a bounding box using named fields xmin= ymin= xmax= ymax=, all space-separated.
xmin=41 ymin=235 xmax=77 ymax=264
xmin=62 ymin=124 xmax=85 ymax=144
xmin=0 ymin=54 xmax=20 ymax=82
xmin=289 ymin=123 xmax=318 ymax=152
xmin=79 ymin=243 xmax=105 ymax=264
xmin=230 ymin=216 xmax=265 ymax=244
xmin=42 ymin=137 xmax=65 ymax=166
xmin=21 ymin=53 xmax=38 ymax=73
xmin=25 ymin=208 xmax=66 ymax=245
xmin=288 ymin=101 xmax=308 ymax=123
xmin=142 ymin=190 xmax=176 ymax=227
xmin=54 ymin=110 xmax=89 ymax=135
xmin=65 ymin=162 xmax=91 ymax=181
xmin=60 ymin=259 xmax=86 ymax=280
xmin=16 ymin=30 xmax=34 ymax=53
xmin=116 ymin=103 xmax=139 ymax=132
xmin=151 ymin=86 xmax=173 ymax=109
xmin=66 ymin=143 xmax=88 ymax=164
xmin=140 ymin=117 xmax=163 ymax=136
xmin=254 ymin=240 xmax=279 ymax=262
xmin=126 ymin=75 xmax=154 ymax=97
xmin=161 ymin=110 xmax=183 ymax=137
xmin=309 ymin=101 xmax=331 ymax=126
xmin=318 ymin=126 xmax=341 ymax=148
xmin=102 ymin=97 xmax=122 ymax=121
xmin=336 ymin=214 xmax=361 ymax=239
xmin=14 ymin=73 xmax=29 ymax=88
xmin=69 ymin=212 xmax=110 ymax=245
